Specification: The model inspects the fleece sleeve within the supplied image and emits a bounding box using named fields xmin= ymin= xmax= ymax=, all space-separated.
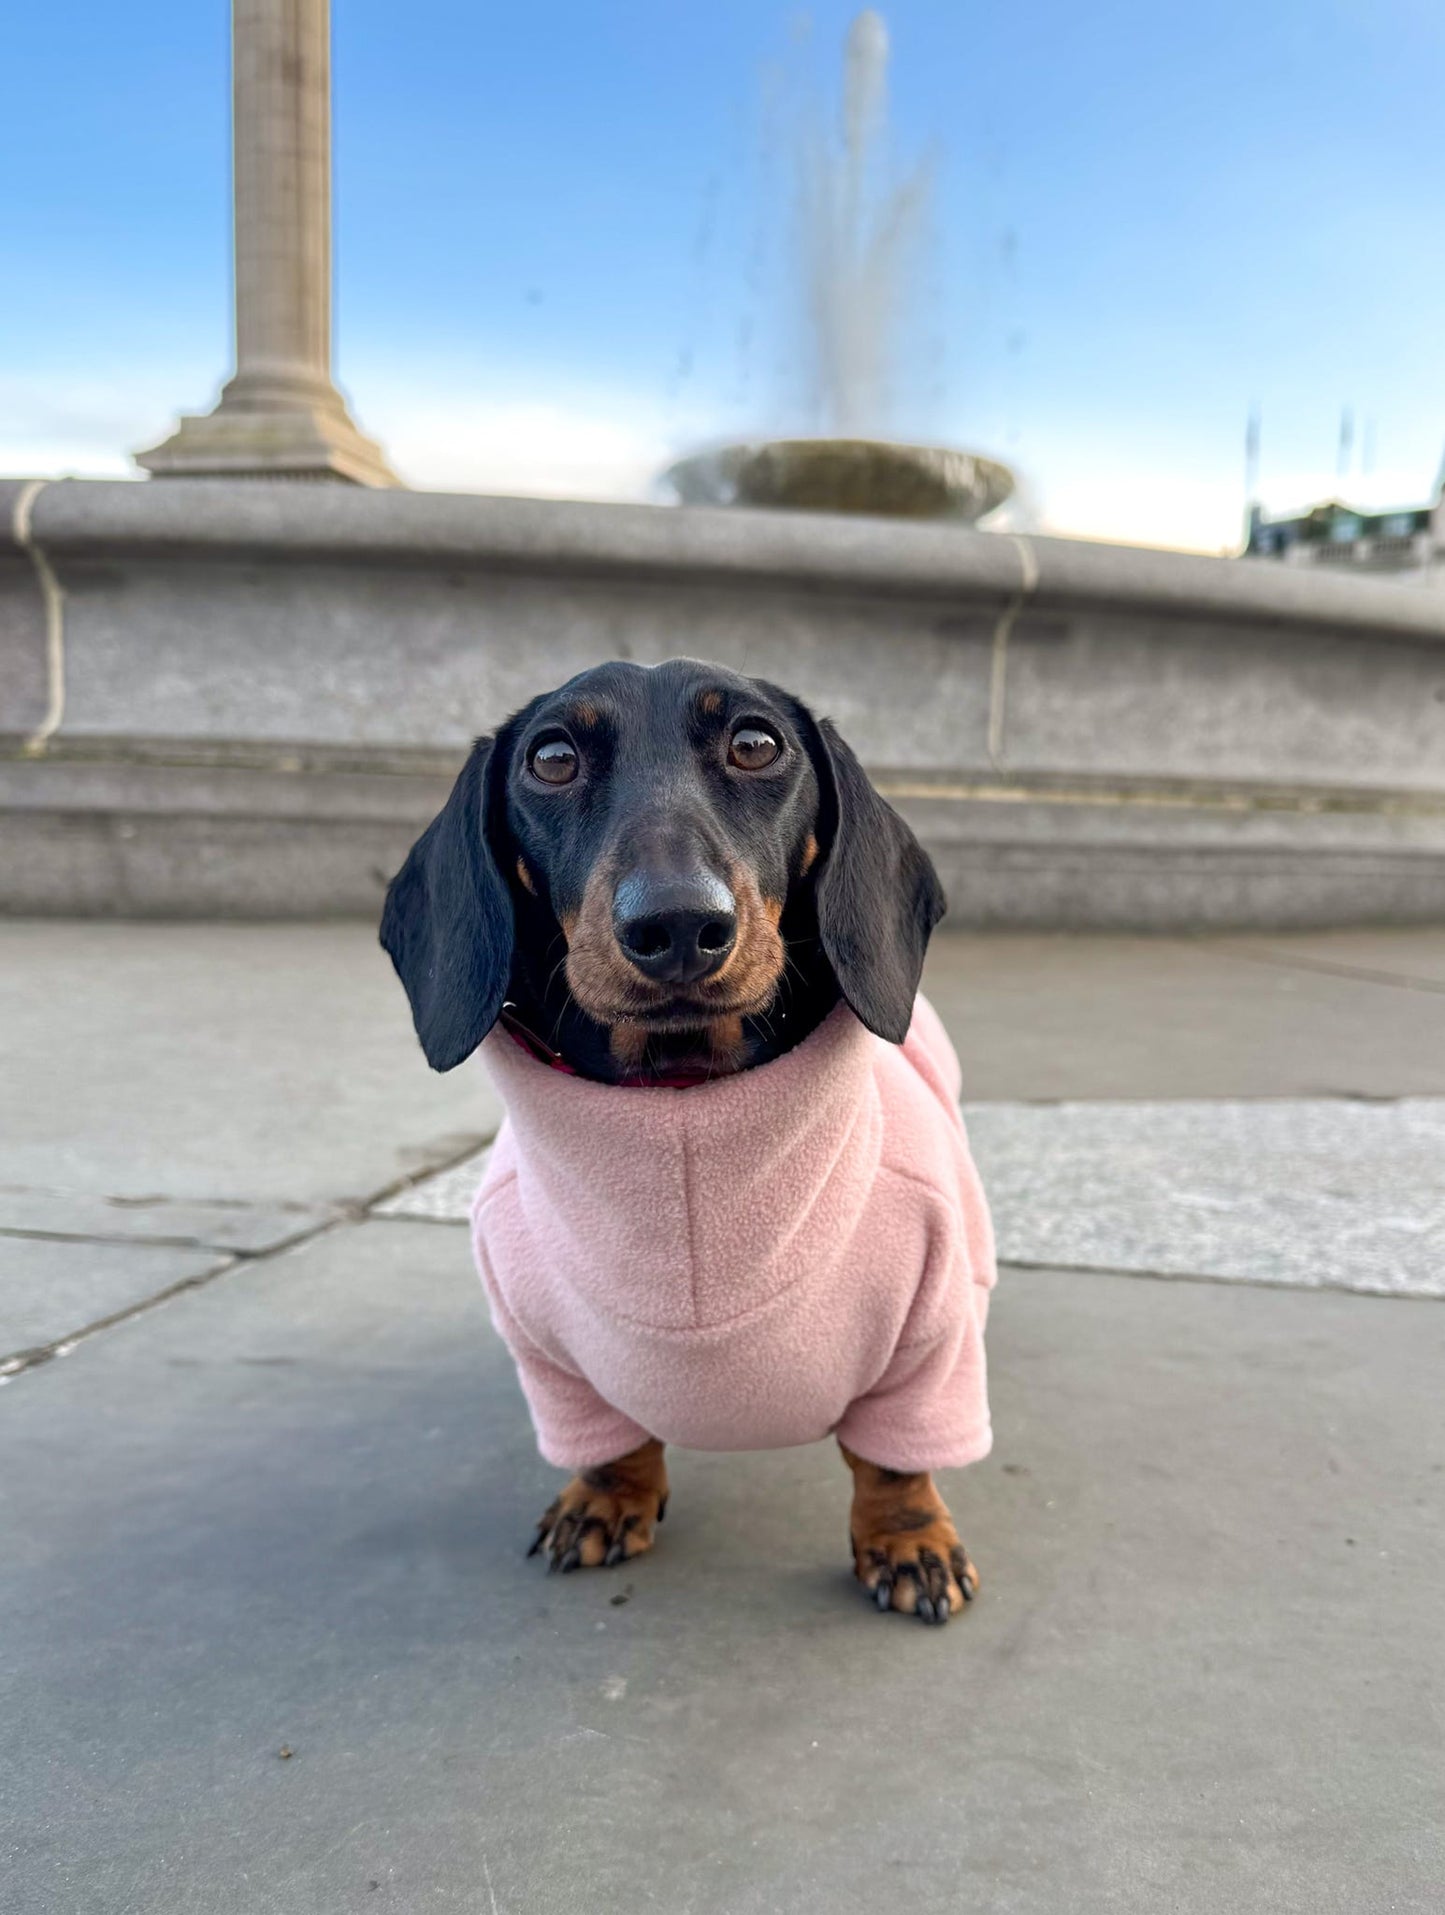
xmin=482 ymin=1283 xmax=651 ymax=1470
xmin=833 ymin=1284 xmax=992 ymax=1474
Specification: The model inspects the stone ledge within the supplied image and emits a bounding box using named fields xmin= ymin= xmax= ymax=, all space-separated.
xmin=7 ymin=475 xmax=1445 ymax=639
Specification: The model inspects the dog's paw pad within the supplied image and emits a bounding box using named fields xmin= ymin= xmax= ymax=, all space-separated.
xmin=852 ymin=1521 xmax=978 ymax=1625
xmin=528 ymin=1463 xmax=667 ymax=1575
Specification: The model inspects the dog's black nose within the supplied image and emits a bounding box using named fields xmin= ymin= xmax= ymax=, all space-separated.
xmin=613 ymin=871 xmax=738 ymax=985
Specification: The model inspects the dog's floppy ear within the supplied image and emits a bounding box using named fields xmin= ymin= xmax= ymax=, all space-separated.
xmin=380 ymin=737 xmax=514 ymax=1072
xmin=806 ymin=713 xmax=946 ymax=1044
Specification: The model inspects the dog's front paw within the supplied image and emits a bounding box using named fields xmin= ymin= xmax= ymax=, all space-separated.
xmin=527 ymin=1438 xmax=668 ymax=1574
xmin=853 ymin=1518 xmax=978 ymax=1624
xmin=843 ymin=1447 xmax=978 ymax=1625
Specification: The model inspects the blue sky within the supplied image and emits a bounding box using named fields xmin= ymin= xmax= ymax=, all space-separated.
xmin=3 ymin=0 xmax=1443 ymax=549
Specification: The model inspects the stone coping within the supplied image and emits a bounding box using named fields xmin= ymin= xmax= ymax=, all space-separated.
xmin=6 ymin=476 xmax=1445 ymax=642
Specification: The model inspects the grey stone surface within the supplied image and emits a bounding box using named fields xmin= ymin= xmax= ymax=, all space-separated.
xmin=922 ymin=929 xmax=1445 ymax=1099
xmin=10 ymin=477 xmax=1445 ymax=636
xmin=12 ymin=766 xmax=1445 ymax=924
xmin=0 ymin=543 xmax=48 ymax=739
xmin=0 ymin=1189 xmax=337 ymax=1253
xmin=10 ymin=755 xmax=1445 ymax=924
xmin=3 ymin=917 xmax=1444 ymax=1907
xmin=2 ymin=1221 xmax=1441 ymax=1913
xmin=0 ymin=1233 xmax=229 ymax=1363
xmin=4 ymin=478 xmax=1445 ymax=923
xmin=1220 ymin=924 xmax=1445 ymax=988
xmin=969 ymin=1098 xmax=1445 ymax=1297
xmin=0 ymin=921 xmax=498 ymax=1206
xmin=375 ymin=1149 xmax=490 ymax=1221
xmin=378 ymin=1102 xmax=1445 ymax=1299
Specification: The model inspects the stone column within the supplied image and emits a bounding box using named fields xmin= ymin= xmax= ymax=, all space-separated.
xmin=138 ymin=0 xmax=398 ymax=485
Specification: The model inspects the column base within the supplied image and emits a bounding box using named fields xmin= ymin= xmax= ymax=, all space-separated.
xmin=137 ymin=386 xmax=401 ymax=487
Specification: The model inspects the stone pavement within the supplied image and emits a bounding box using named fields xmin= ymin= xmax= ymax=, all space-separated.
xmin=2 ymin=921 xmax=1443 ymax=1912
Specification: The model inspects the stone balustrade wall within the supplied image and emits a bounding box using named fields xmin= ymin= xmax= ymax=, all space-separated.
xmin=3 ymin=478 xmax=1443 ymax=924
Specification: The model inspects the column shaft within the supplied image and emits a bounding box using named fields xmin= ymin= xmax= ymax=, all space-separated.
xmin=231 ymin=0 xmax=332 ymax=400
xmin=136 ymin=0 xmax=397 ymax=484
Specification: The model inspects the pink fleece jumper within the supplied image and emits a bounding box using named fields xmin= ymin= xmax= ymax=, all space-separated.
xmin=470 ymin=995 xmax=996 ymax=1473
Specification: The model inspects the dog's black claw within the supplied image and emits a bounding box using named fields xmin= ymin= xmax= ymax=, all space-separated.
xmin=604 ymin=1541 xmax=625 ymax=1568
xmin=935 ymin=1592 xmax=951 ymax=1622
xmin=917 ymin=1595 xmax=935 ymax=1624
xmin=558 ymin=1545 xmax=581 ymax=1574
xmin=656 ymin=1496 xmax=668 ymax=1524
xmin=874 ymin=1581 xmax=892 ymax=1611
xmin=526 ymin=1531 xmax=547 ymax=1558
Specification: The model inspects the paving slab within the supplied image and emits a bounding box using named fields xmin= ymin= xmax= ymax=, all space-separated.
xmin=2 ymin=1219 xmax=1441 ymax=1915
xmin=0 ymin=1234 xmax=230 ymax=1366
xmin=378 ymin=1098 xmax=1445 ymax=1299
xmin=1220 ymin=925 xmax=1445 ymax=990
xmin=968 ymin=1097 xmax=1445 ymax=1297
xmin=0 ymin=921 xmax=499 ymax=1206
xmin=922 ymin=929 xmax=1445 ymax=1100
xmin=372 ymin=1153 xmax=491 ymax=1221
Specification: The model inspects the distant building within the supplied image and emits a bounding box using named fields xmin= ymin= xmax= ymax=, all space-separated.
xmin=1244 ymin=471 xmax=1445 ymax=584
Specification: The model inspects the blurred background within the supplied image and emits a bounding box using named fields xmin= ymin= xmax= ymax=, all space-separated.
xmin=5 ymin=0 xmax=1445 ymax=552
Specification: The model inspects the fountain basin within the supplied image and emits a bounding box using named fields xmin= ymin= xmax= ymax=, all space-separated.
xmin=663 ymin=438 xmax=1014 ymax=523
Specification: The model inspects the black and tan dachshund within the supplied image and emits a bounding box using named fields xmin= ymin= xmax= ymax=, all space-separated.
xmin=382 ymin=657 xmax=983 ymax=1623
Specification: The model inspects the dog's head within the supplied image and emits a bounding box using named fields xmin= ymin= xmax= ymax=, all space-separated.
xmin=381 ymin=658 xmax=944 ymax=1078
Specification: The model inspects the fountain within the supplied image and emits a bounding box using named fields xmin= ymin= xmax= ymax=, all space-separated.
xmin=664 ymin=11 xmax=1013 ymax=523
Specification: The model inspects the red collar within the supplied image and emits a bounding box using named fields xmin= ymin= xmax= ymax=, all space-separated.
xmin=499 ymin=1008 xmax=713 ymax=1089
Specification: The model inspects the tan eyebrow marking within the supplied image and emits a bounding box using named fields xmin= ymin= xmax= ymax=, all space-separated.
xmin=515 ymin=856 xmax=538 ymax=896
xmin=571 ymin=702 xmax=600 ymax=728
xmin=698 ymin=689 xmax=724 ymax=715
xmin=799 ymin=833 xmax=819 ymax=875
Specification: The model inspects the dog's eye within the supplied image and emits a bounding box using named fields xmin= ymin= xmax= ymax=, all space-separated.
xmin=728 ymin=726 xmax=780 ymax=771
xmin=529 ymin=736 xmax=579 ymax=786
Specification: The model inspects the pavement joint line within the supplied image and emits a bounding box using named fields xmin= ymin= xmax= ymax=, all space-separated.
xmin=0 ymin=1224 xmax=320 ymax=1252
xmin=0 ymin=1251 xmax=242 ymax=1382
xmin=997 ymin=1257 xmax=1445 ymax=1301
xmin=0 ymin=1132 xmax=496 ymax=1384
xmin=1207 ymin=939 xmax=1445 ymax=997
xmin=964 ymin=1090 xmax=1414 ymax=1107
xmin=0 ymin=1183 xmax=322 ymax=1210
xmin=362 ymin=1129 xmax=497 ymax=1212
xmin=365 ymin=1212 xmax=471 ymax=1228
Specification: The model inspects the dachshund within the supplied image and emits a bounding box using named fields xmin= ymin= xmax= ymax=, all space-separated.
xmin=381 ymin=657 xmax=994 ymax=1624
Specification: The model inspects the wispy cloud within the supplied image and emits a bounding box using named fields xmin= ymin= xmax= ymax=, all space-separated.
xmin=360 ymin=384 xmax=680 ymax=502
xmin=0 ymin=369 xmax=218 ymax=479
